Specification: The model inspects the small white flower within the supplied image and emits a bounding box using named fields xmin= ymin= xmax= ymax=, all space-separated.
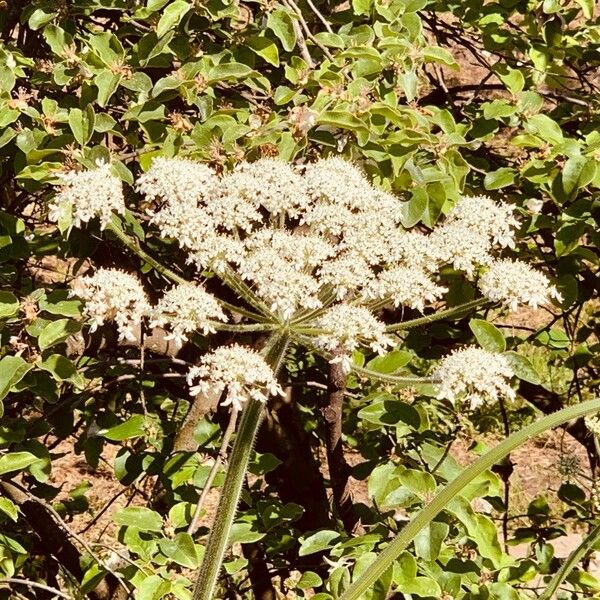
xmin=366 ymin=266 xmax=447 ymax=312
xmin=314 ymin=304 xmax=393 ymax=372
xmin=478 ymin=259 xmax=562 ymax=312
xmin=186 ymin=344 xmax=284 ymax=411
xmin=434 ymin=346 xmax=515 ymax=409
xmin=71 ymin=269 xmax=150 ymax=341
xmin=49 ymin=161 xmax=125 ymax=229
xmin=151 ymin=284 xmax=227 ymax=348
xmin=446 ymin=195 xmax=519 ymax=249
xmin=525 ymin=198 xmax=544 ymax=214
xmin=137 ymin=157 xmax=219 ymax=206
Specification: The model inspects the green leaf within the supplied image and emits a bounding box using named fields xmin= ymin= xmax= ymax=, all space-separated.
xmin=352 ymin=0 xmax=372 ymax=16
xmin=113 ymin=507 xmax=163 ymax=531
xmin=95 ymin=71 xmax=121 ymax=107
xmin=228 ymin=522 xmax=266 ymax=545
xmin=448 ymin=496 xmax=504 ymax=567
xmin=358 ymin=396 xmax=420 ymax=428
xmin=366 ymin=350 xmax=412 ymax=374
xmin=68 ymin=106 xmax=96 ymax=146
xmin=38 ymin=290 xmax=81 ymax=317
xmin=484 ymin=167 xmax=516 ymax=190
xmin=102 ymin=415 xmax=146 ymax=441
xmin=0 ymin=497 xmax=18 ymax=521
xmin=297 ymin=571 xmax=323 ymax=590
xmin=247 ymin=36 xmax=280 ymax=66
xmin=422 ymin=46 xmax=458 ymax=70
xmin=0 ymin=291 xmax=19 ymax=319
xmin=207 ymin=63 xmax=254 ymax=82
xmin=561 ymin=156 xmax=596 ymax=197
xmin=318 ymin=111 xmax=368 ymax=133
xmin=38 ymin=318 xmax=80 ymax=350
xmin=29 ymin=8 xmax=58 ymax=30
xmin=0 ymin=452 xmax=38 ymax=475
xmin=495 ymin=64 xmax=525 ymax=95
xmin=469 ymin=319 xmax=506 ymax=352
xmin=393 ymin=553 xmax=442 ymax=596
xmin=147 ymin=0 xmax=172 ymax=10
xmin=38 ymin=354 xmax=85 ymax=389
xmin=156 ymin=0 xmax=191 ymax=37
xmin=400 ymin=189 xmax=427 ymax=227
xmin=413 ymin=521 xmax=449 ymax=562
xmin=527 ymin=114 xmax=564 ymax=145
xmin=399 ymin=469 xmax=436 ymax=496
xmin=0 ymin=356 xmax=34 ymax=404
xmin=503 ymin=352 xmax=540 ymax=384
xmin=248 ymin=452 xmax=282 ymax=476
xmin=574 ymin=0 xmax=594 ymax=18
xmin=536 ymin=327 xmax=570 ymax=349
xmin=267 ymin=10 xmax=296 ymax=51
xmin=299 ymin=530 xmax=341 ymax=556
xmin=159 ymin=532 xmax=199 ymax=568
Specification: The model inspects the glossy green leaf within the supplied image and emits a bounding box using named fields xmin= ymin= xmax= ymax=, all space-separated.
xmin=114 ymin=507 xmax=163 ymax=531
xmin=469 ymin=319 xmax=506 ymax=353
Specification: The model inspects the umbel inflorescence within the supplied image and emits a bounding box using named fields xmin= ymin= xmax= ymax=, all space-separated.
xmin=52 ymin=155 xmax=561 ymax=409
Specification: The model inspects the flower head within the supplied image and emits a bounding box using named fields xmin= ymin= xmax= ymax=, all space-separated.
xmin=434 ymin=346 xmax=515 ymax=409
xmin=446 ymin=195 xmax=519 ymax=249
xmin=186 ymin=344 xmax=284 ymax=411
xmin=49 ymin=161 xmax=125 ymax=229
xmin=478 ymin=259 xmax=562 ymax=312
xmin=366 ymin=266 xmax=447 ymax=312
xmin=429 ymin=222 xmax=493 ymax=277
xmin=221 ymin=159 xmax=309 ymax=219
xmin=314 ymin=304 xmax=393 ymax=372
xmin=71 ymin=268 xmax=150 ymax=341
xmin=151 ymin=284 xmax=227 ymax=348
xmin=137 ymin=157 xmax=219 ymax=206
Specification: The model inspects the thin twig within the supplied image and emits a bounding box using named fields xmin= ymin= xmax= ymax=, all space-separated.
xmin=187 ymin=408 xmax=240 ymax=535
xmin=0 ymin=578 xmax=73 ymax=600
xmin=304 ymin=0 xmax=333 ymax=33
xmin=290 ymin=15 xmax=315 ymax=67
xmin=283 ymin=0 xmax=335 ymax=61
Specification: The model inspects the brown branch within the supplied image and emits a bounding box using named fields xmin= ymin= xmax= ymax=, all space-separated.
xmin=321 ymin=357 xmax=360 ymax=533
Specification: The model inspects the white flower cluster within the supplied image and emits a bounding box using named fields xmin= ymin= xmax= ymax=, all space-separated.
xmin=150 ymin=283 xmax=227 ymax=348
xmin=478 ymin=259 xmax=562 ymax=312
xmin=315 ymin=304 xmax=393 ymax=372
xmin=49 ymin=161 xmax=125 ymax=229
xmin=434 ymin=346 xmax=515 ymax=409
xmin=72 ymin=270 xmax=225 ymax=346
xmin=71 ymin=269 xmax=150 ymax=341
xmin=59 ymin=154 xmax=562 ymax=411
xmin=186 ymin=344 xmax=285 ymax=411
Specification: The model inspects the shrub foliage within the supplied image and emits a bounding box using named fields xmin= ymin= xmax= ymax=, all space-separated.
xmin=1 ymin=0 xmax=600 ymax=599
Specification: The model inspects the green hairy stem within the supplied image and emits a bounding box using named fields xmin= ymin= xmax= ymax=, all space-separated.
xmin=538 ymin=522 xmax=600 ymax=600
xmin=385 ymin=298 xmax=489 ymax=332
xmin=340 ymin=398 xmax=600 ymax=600
xmin=192 ymin=333 xmax=290 ymax=600
xmin=106 ymin=216 xmax=269 ymax=323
